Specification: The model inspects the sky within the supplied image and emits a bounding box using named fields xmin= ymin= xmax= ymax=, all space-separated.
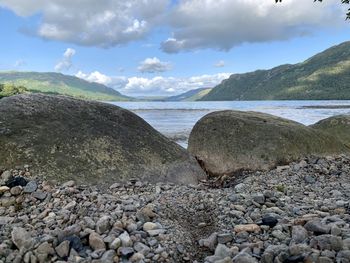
xmin=0 ymin=0 xmax=349 ymax=97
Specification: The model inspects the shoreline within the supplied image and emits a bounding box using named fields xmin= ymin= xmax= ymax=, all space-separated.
xmin=1 ymin=155 xmax=350 ymax=262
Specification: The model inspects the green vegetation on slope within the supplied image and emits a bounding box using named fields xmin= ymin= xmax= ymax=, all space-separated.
xmin=166 ymin=88 xmax=212 ymax=101
xmin=0 ymin=71 xmax=131 ymax=101
xmin=201 ymin=41 xmax=350 ymax=101
xmin=0 ymin=83 xmax=28 ymax=99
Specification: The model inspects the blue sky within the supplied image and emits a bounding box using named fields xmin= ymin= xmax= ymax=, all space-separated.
xmin=0 ymin=0 xmax=349 ymax=96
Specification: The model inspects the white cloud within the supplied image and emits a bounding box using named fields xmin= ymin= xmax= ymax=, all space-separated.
xmin=0 ymin=0 xmax=169 ymax=47
xmin=55 ymin=48 xmax=76 ymax=72
xmin=76 ymin=70 xmax=128 ymax=90
xmin=161 ymin=0 xmax=345 ymax=53
xmin=214 ymin=60 xmax=225 ymax=68
xmin=76 ymin=71 xmax=230 ymax=96
xmin=138 ymin=57 xmax=172 ymax=73
xmin=0 ymin=0 xmax=346 ymax=51
xmin=14 ymin=59 xmax=26 ymax=68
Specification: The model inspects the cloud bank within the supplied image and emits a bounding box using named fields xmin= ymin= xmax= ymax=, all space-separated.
xmin=76 ymin=71 xmax=230 ymax=96
xmin=0 ymin=0 xmax=345 ymax=52
xmin=0 ymin=0 xmax=169 ymax=47
xmin=161 ymin=0 xmax=344 ymax=53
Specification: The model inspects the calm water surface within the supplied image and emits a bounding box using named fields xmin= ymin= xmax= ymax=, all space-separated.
xmin=107 ymin=101 xmax=350 ymax=147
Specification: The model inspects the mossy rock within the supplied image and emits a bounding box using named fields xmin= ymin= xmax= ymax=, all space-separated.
xmin=311 ymin=115 xmax=350 ymax=148
xmin=0 ymin=94 xmax=205 ymax=187
xmin=188 ymin=110 xmax=348 ymax=177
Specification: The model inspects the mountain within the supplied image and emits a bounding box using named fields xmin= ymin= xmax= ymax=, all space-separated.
xmin=0 ymin=71 xmax=131 ymax=101
xmin=166 ymin=88 xmax=212 ymax=101
xmin=201 ymin=41 xmax=350 ymax=101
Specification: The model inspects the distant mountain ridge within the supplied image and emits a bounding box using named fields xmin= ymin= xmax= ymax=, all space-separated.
xmin=201 ymin=41 xmax=350 ymax=101
xmin=165 ymin=88 xmax=212 ymax=101
xmin=0 ymin=71 xmax=131 ymax=101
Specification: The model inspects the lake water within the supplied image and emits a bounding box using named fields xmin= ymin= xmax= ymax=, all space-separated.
xmin=107 ymin=101 xmax=350 ymax=148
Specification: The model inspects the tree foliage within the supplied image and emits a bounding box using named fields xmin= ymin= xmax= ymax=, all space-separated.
xmin=275 ymin=0 xmax=350 ymax=20
xmin=0 ymin=83 xmax=28 ymax=99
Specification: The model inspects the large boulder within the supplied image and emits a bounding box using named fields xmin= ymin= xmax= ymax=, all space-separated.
xmin=0 ymin=94 xmax=205 ymax=186
xmin=188 ymin=110 xmax=348 ymax=176
xmin=311 ymin=115 xmax=350 ymax=148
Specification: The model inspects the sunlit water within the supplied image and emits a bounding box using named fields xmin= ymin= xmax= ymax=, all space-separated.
xmin=107 ymin=101 xmax=350 ymax=148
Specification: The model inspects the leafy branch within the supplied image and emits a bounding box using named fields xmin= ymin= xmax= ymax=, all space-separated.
xmin=275 ymin=0 xmax=350 ymax=20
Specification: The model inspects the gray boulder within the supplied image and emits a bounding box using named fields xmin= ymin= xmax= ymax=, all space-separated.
xmin=188 ymin=110 xmax=347 ymax=176
xmin=0 ymin=94 xmax=205 ymax=186
xmin=311 ymin=115 xmax=350 ymax=148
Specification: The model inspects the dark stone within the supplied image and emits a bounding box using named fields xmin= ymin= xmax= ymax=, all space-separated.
xmin=283 ymin=255 xmax=305 ymax=263
xmin=261 ymin=216 xmax=278 ymax=228
xmin=5 ymin=177 xmax=27 ymax=188
xmin=62 ymin=235 xmax=83 ymax=253
xmin=118 ymin=247 xmax=134 ymax=258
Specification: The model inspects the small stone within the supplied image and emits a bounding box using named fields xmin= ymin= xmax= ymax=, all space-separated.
xmin=134 ymin=242 xmax=150 ymax=255
xmin=0 ymin=216 xmax=14 ymax=225
xmin=130 ymin=252 xmax=145 ymax=262
xmin=0 ymin=186 xmax=10 ymax=194
xmin=6 ymin=176 xmax=27 ymax=188
xmin=11 ymin=227 xmax=35 ymax=250
xmin=272 ymin=230 xmax=288 ymax=241
xmin=217 ymin=233 xmax=233 ymax=244
xmin=228 ymin=194 xmax=239 ymax=202
xmin=10 ymin=186 xmax=22 ymax=196
xmin=64 ymin=201 xmax=76 ymax=210
xmin=63 ymin=235 xmax=83 ymax=252
xmin=252 ymin=193 xmax=265 ymax=204
xmin=1 ymin=196 xmax=15 ymax=207
xmin=233 ymin=252 xmax=258 ymax=263
xmin=55 ymin=240 xmax=70 ymax=258
xmin=96 ymin=250 xmax=115 ymax=263
xmin=261 ymin=216 xmax=278 ymax=228
xmin=109 ymin=183 xmax=120 ymax=189
xmin=1 ymin=171 xmax=12 ymax=182
xmin=124 ymin=205 xmax=136 ymax=212
xmin=214 ymin=244 xmax=232 ymax=259
xmin=23 ymin=181 xmax=37 ymax=193
xmin=143 ymin=222 xmax=158 ymax=231
xmin=62 ymin=180 xmax=75 ymax=187
xmin=198 ymin=222 xmax=207 ymax=228
xmin=310 ymin=235 xmax=343 ymax=252
xmin=304 ymin=175 xmax=316 ymax=184
xmin=36 ymin=241 xmax=55 ymax=255
xmin=291 ymin=225 xmax=308 ymax=244
xmin=89 ymin=232 xmax=106 ymax=251
xmin=331 ymin=225 xmax=342 ymax=236
xmin=234 ymin=224 xmax=261 ymax=233
xmin=32 ymin=191 xmax=47 ymax=200
xmin=83 ymin=216 xmax=96 ymax=229
xmin=118 ymin=247 xmax=134 ymax=257
xmin=317 ymin=257 xmax=333 ymax=263
xmin=119 ymin=231 xmax=132 ymax=247
xmin=199 ymin=232 xmax=218 ymax=251
xmin=126 ymin=223 xmax=138 ymax=233
xmin=109 ymin=238 xmax=121 ymax=250
xmin=96 ymin=216 xmax=111 ymax=234
xmin=304 ymin=219 xmax=330 ymax=235
xmin=147 ymin=229 xmax=166 ymax=236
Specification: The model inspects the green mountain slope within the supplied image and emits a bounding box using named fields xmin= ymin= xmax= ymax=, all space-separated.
xmin=166 ymin=88 xmax=212 ymax=101
xmin=0 ymin=71 xmax=131 ymax=101
xmin=201 ymin=41 xmax=350 ymax=101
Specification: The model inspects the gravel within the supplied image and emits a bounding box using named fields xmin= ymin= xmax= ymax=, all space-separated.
xmin=0 ymin=155 xmax=350 ymax=262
